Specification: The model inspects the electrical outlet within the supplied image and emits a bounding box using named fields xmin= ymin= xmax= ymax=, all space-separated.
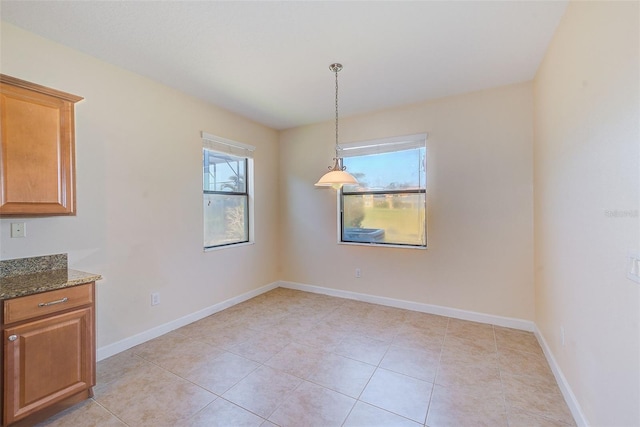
xmin=151 ymin=292 xmax=160 ymax=306
xmin=10 ymin=223 xmax=26 ymax=238
xmin=355 ymin=268 xmax=361 ymax=278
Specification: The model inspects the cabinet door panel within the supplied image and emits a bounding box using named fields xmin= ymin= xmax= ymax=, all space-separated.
xmin=2 ymin=93 xmax=64 ymax=204
xmin=3 ymin=307 xmax=94 ymax=425
xmin=0 ymin=75 xmax=82 ymax=216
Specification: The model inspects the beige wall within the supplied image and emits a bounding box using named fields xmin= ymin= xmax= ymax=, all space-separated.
xmin=280 ymin=82 xmax=535 ymax=320
xmin=0 ymin=23 xmax=281 ymax=348
xmin=534 ymin=2 xmax=640 ymax=425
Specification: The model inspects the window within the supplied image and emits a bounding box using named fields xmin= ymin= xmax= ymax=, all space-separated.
xmin=202 ymin=132 xmax=254 ymax=250
xmin=340 ymin=133 xmax=427 ymax=248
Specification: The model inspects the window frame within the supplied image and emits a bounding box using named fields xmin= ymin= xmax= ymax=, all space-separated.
xmin=202 ymin=132 xmax=255 ymax=251
xmin=337 ymin=133 xmax=428 ymax=249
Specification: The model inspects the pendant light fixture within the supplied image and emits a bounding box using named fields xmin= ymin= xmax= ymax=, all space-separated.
xmin=315 ymin=63 xmax=359 ymax=189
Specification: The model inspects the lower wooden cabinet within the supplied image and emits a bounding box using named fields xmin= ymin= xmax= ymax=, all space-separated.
xmin=1 ymin=283 xmax=95 ymax=426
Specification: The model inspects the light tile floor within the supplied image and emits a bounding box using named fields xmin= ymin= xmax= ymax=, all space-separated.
xmin=37 ymin=288 xmax=576 ymax=427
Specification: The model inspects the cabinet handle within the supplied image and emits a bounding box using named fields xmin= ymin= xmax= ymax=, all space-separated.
xmin=8 ymin=335 xmax=17 ymax=342
xmin=38 ymin=297 xmax=69 ymax=307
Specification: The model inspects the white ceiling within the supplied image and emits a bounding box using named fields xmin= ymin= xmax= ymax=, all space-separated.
xmin=0 ymin=1 xmax=567 ymax=130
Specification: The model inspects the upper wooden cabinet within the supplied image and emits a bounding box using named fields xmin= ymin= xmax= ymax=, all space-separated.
xmin=0 ymin=75 xmax=83 ymax=216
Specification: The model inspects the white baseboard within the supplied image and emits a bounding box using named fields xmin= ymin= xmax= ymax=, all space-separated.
xmin=96 ymin=281 xmax=279 ymax=361
xmin=97 ymin=280 xmax=533 ymax=362
xmin=278 ymin=280 xmax=535 ymax=332
xmin=535 ymin=326 xmax=589 ymax=427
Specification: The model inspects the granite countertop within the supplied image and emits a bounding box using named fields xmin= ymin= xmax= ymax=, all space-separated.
xmin=0 ymin=254 xmax=102 ymax=300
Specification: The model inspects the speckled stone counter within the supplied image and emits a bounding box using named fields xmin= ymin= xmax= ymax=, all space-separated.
xmin=0 ymin=254 xmax=102 ymax=300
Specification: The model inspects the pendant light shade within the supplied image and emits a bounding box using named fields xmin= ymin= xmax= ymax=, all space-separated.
xmin=315 ymin=63 xmax=358 ymax=189
xmin=315 ymin=158 xmax=359 ymax=189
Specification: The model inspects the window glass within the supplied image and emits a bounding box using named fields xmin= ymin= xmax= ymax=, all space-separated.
xmin=203 ymin=148 xmax=250 ymax=249
xmin=203 ymin=193 xmax=248 ymax=247
xmin=341 ymin=139 xmax=426 ymax=248
xmin=342 ymin=193 xmax=426 ymax=246
xmin=203 ymin=152 xmax=246 ymax=193
xmin=343 ymin=148 xmax=426 ymax=192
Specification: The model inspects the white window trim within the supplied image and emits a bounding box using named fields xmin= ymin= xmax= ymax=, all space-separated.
xmin=202 ymin=132 xmax=255 ymax=251
xmin=203 ymin=159 xmax=255 ymax=252
xmin=339 ymin=133 xmax=427 ymax=157
xmin=336 ymin=132 xmax=428 ymax=249
xmin=202 ymin=132 xmax=255 ymax=158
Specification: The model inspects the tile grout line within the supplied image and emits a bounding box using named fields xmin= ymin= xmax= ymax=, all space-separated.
xmin=424 ymin=316 xmax=450 ymax=426
xmin=88 ymin=398 xmax=131 ymax=427
xmin=494 ymin=324 xmax=512 ymax=427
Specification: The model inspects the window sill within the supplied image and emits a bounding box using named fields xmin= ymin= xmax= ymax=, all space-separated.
xmin=338 ymin=241 xmax=427 ymax=250
xmin=204 ymin=241 xmax=255 ymax=252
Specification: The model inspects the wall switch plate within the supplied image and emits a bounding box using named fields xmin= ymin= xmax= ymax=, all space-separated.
xmin=151 ymin=292 xmax=160 ymax=306
xmin=355 ymin=268 xmax=361 ymax=278
xmin=10 ymin=223 xmax=26 ymax=238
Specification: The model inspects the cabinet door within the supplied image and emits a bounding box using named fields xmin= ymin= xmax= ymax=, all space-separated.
xmin=3 ymin=307 xmax=95 ymax=425
xmin=0 ymin=76 xmax=82 ymax=216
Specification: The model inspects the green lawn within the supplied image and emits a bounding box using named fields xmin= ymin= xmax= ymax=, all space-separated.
xmin=360 ymin=206 xmax=425 ymax=245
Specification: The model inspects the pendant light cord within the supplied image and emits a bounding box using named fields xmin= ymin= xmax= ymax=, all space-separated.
xmin=315 ymin=63 xmax=358 ymax=187
xmin=334 ymin=67 xmax=339 ymax=159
